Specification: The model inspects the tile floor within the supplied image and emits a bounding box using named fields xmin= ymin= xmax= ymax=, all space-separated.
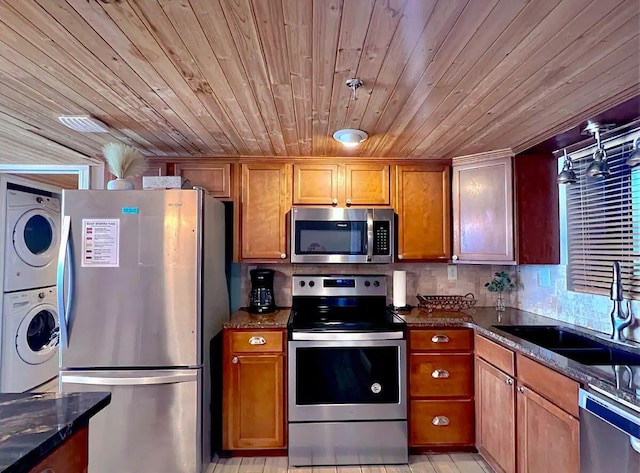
xmin=206 ymin=454 xmax=494 ymax=473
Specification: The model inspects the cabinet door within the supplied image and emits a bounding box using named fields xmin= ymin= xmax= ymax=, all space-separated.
xmin=476 ymin=358 xmax=516 ymax=473
xmin=223 ymin=351 xmax=285 ymax=449
xmin=344 ymin=164 xmax=390 ymax=206
xmin=396 ymin=165 xmax=450 ymax=260
xmin=292 ymin=164 xmax=339 ymax=205
xmin=28 ymin=427 xmax=88 ymax=473
xmin=241 ymin=164 xmax=289 ymax=260
xmin=517 ymin=385 xmax=579 ymax=473
xmin=174 ymin=163 xmax=232 ymax=199
xmin=452 ymin=156 xmax=514 ymax=263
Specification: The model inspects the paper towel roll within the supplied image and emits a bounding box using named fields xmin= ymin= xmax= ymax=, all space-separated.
xmin=393 ymin=270 xmax=407 ymax=308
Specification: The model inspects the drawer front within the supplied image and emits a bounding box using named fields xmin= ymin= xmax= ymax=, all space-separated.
xmin=410 ymin=328 xmax=473 ymax=352
xmin=230 ymin=330 xmax=284 ymax=354
xmin=410 ymin=399 xmax=474 ymax=446
xmin=410 ymin=353 xmax=473 ymax=398
xmin=475 ymin=334 xmax=515 ymax=376
xmin=516 ymin=353 xmax=579 ymax=418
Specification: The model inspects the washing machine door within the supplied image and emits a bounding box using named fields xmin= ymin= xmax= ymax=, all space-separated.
xmin=16 ymin=303 xmax=59 ymax=365
xmin=13 ymin=209 xmax=59 ymax=267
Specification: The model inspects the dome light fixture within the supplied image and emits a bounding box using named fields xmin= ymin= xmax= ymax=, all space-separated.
xmin=557 ymin=149 xmax=577 ymax=184
xmin=333 ymin=128 xmax=368 ymax=148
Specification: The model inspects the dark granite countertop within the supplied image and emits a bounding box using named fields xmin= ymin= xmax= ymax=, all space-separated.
xmin=0 ymin=392 xmax=111 ymax=473
xmin=226 ymin=305 xmax=640 ymax=409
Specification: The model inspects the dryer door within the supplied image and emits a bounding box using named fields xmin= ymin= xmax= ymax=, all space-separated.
xmin=17 ymin=303 xmax=59 ymax=365
xmin=13 ymin=209 xmax=59 ymax=267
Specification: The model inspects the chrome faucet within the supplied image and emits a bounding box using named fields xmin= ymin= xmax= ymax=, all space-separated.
xmin=610 ymin=261 xmax=633 ymax=342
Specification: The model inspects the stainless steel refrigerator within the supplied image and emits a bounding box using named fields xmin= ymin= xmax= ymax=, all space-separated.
xmin=57 ymin=189 xmax=228 ymax=473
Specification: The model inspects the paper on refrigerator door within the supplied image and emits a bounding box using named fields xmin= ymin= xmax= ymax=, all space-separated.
xmin=81 ymin=218 xmax=120 ymax=267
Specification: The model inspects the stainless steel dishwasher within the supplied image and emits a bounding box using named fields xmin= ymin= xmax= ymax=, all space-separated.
xmin=579 ymin=388 xmax=640 ymax=472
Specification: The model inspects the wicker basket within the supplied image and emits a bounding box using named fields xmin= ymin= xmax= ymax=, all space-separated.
xmin=416 ymin=293 xmax=477 ymax=312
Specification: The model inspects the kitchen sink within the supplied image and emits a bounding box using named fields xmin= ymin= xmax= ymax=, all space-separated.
xmin=492 ymin=325 xmax=640 ymax=365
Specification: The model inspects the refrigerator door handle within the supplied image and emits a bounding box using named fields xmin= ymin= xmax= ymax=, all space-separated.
xmin=60 ymin=371 xmax=198 ymax=386
xmin=57 ymin=215 xmax=74 ymax=348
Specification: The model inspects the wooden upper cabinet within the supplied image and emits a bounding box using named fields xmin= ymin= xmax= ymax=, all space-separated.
xmin=452 ymin=151 xmax=559 ymax=264
xmin=241 ymin=163 xmax=289 ymax=261
xmin=173 ymin=162 xmax=232 ymax=199
xmin=292 ymin=163 xmax=391 ymax=207
xmin=517 ymin=385 xmax=579 ymax=473
xmin=452 ymin=155 xmax=514 ymax=263
xmin=292 ymin=164 xmax=339 ymax=205
xmin=344 ymin=164 xmax=390 ymax=206
xmin=396 ymin=165 xmax=450 ymax=261
xmin=476 ymin=357 xmax=516 ymax=473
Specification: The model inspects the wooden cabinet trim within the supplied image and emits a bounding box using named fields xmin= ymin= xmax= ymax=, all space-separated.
xmin=475 ymin=334 xmax=515 ymax=376
xmin=410 ymin=328 xmax=473 ymax=352
xmin=516 ymin=353 xmax=579 ymax=418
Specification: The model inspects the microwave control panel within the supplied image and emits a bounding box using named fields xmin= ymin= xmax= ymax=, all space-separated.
xmin=373 ymin=221 xmax=390 ymax=255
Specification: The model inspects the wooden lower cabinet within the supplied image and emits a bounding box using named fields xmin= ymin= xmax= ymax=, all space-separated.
xmin=28 ymin=426 xmax=88 ymax=473
xmin=222 ymin=329 xmax=286 ymax=450
xmin=476 ymin=357 xmax=516 ymax=473
xmin=410 ymin=399 xmax=474 ymax=446
xmin=517 ymin=384 xmax=579 ymax=473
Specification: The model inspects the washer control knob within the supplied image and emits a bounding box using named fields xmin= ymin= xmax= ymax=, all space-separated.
xmin=309 ymin=281 xmax=315 ymax=287
xmin=36 ymin=197 xmax=43 ymax=204
xmin=373 ymin=280 xmax=380 ymax=287
xmin=299 ymin=281 xmax=305 ymax=287
xmin=38 ymin=292 xmax=45 ymax=299
xmin=364 ymin=281 xmax=371 ymax=287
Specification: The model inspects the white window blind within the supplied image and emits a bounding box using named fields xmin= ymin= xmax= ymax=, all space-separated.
xmin=566 ymin=134 xmax=640 ymax=299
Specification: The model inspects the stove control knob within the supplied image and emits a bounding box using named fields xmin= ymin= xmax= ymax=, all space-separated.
xmin=299 ymin=281 xmax=305 ymax=287
xmin=309 ymin=281 xmax=315 ymax=287
xmin=364 ymin=281 xmax=371 ymax=287
xmin=373 ymin=280 xmax=380 ymax=287
xmin=371 ymin=383 xmax=382 ymax=394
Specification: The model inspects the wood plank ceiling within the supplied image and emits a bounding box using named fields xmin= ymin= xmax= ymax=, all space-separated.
xmin=0 ymin=0 xmax=638 ymax=164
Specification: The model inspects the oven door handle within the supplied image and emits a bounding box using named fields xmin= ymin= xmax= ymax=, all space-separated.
xmin=290 ymin=331 xmax=405 ymax=341
xmin=366 ymin=210 xmax=374 ymax=262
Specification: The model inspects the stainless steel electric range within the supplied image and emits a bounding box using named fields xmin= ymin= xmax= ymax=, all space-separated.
xmin=287 ymin=275 xmax=408 ymax=467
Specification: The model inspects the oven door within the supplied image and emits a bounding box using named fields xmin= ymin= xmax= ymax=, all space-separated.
xmin=288 ymin=336 xmax=406 ymax=422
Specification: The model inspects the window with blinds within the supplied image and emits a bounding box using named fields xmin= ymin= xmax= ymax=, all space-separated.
xmin=566 ymin=136 xmax=640 ymax=299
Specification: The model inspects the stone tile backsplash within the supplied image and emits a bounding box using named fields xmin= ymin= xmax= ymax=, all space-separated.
xmin=240 ymin=263 xmax=517 ymax=309
xmin=516 ymin=264 xmax=640 ymax=343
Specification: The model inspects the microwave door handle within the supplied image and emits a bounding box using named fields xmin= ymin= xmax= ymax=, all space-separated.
xmin=366 ymin=211 xmax=374 ymax=262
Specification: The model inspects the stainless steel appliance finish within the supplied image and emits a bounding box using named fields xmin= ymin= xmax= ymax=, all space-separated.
xmin=579 ymin=388 xmax=640 ymax=473
xmin=291 ymin=207 xmax=394 ymax=264
xmin=288 ymin=421 xmax=408 ymax=466
xmin=57 ymin=189 xmax=228 ymax=473
xmin=60 ymin=369 xmax=200 ymax=473
xmin=287 ymin=275 xmax=407 ymax=466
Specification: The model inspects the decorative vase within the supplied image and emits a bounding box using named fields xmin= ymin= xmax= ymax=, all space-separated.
xmin=107 ymin=178 xmax=134 ymax=190
xmin=496 ymin=291 xmax=506 ymax=312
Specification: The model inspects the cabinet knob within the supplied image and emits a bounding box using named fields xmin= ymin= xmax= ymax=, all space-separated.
xmin=431 ymin=334 xmax=450 ymax=343
xmin=346 ymin=199 xmax=352 ymax=206
xmin=517 ymin=386 xmax=525 ymax=394
xmin=249 ymin=336 xmax=266 ymax=345
xmin=398 ymin=254 xmax=404 ymax=260
xmin=432 ymin=416 xmax=450 ymax=427
xmin=431 ymin=369 xmax=450 ymax=379
xmin=232 ymin=356 xmax=239 ymax=364
xmin=280 ymin=253 xmax=287 ymax=259
xmin=452 ymin=254 xmax=458 ymax=261
xmin=506 ymin=378 xmax=514 ymax=386
xmin=332 ymin=198 xmax=338 ymax=206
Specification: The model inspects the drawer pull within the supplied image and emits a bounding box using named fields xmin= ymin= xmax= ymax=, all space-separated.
xmin=506 ymin=378 xmax=514 ymax=385
xmin=431 ymin=334 xmax=450 ymax=343
xmin=431 ymin=369 xmax=450 ymax=379
xmin=432 ymin=416 xmax=450 ymax=426
xmin=249 ymin=336 xmax=266 ymax=345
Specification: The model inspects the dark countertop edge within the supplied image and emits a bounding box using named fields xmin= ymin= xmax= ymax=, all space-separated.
xmin=5 ymin=393 xmax=111 ymax=473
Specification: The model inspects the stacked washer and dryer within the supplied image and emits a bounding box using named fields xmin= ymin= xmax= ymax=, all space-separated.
xmin=1 ymin=180 xmax=61 ymax=392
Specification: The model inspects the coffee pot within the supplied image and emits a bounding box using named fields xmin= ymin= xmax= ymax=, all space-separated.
xmin=248 ymin=269 xmax=277 ymax=314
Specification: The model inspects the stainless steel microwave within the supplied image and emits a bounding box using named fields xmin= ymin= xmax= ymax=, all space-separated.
xmin=290 ymin=207 xmax=394 ymax=263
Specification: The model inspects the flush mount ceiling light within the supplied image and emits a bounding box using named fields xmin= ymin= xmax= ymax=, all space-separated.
xmin=333 ymin=129 xmax=368 ymax=148
xmin=58 ymin=115 xmax=110 ymax=133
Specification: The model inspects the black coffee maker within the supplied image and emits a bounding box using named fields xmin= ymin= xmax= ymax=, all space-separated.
xmin=248 ymin=269 xmax=277 ymax=314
